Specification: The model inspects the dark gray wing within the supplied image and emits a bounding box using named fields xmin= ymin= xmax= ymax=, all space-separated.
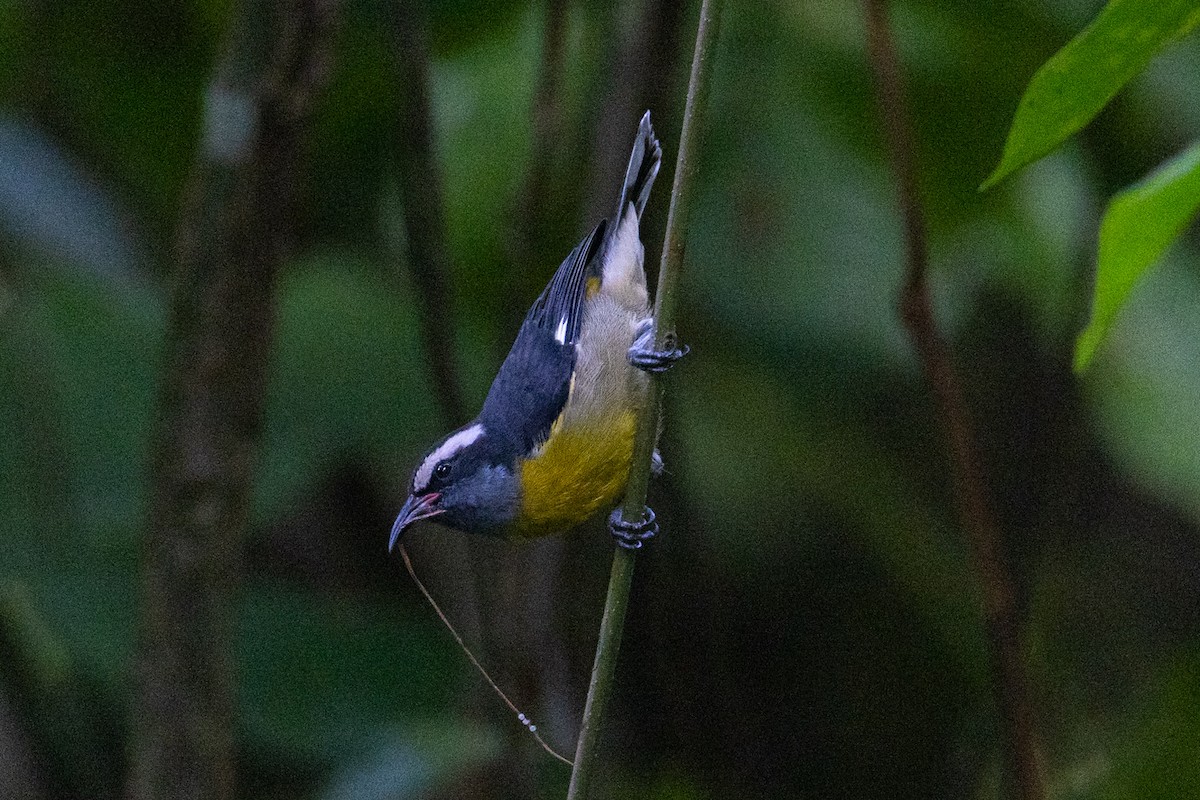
xmin=480 ymin=221 xmax=606 ymax=455
xmin=527 ymin=218 xmax=607 ymax=346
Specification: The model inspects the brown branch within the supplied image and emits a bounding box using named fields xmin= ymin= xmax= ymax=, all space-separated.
xmin=863 ymin=3 xmax=1045 ymax=800
xmin=127 ymin=2 xmax=340 ymax=799
xmin=388 ymin=0 xmax=469 ymax=429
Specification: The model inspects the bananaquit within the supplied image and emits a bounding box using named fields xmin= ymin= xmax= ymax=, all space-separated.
xmin=389 ymin=112 xmax=686 ymax=550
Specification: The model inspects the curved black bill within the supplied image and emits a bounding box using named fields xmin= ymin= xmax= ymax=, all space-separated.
xmin=388 ymin=492 xmax=443 ymax=551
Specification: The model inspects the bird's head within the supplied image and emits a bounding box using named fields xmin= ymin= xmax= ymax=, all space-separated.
xmin=389 ymin=422 xmax=519 ymax=549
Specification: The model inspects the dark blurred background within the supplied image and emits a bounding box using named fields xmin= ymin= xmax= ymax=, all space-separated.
xmin=2 ymin=0 xmax=1200 ymax=798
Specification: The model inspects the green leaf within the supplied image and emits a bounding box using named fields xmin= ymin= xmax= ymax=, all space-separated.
xmin=1074 ymin=141 xmax=1200 ymax=371
xmin=982 ymin=0 xmax=1200 ymax=190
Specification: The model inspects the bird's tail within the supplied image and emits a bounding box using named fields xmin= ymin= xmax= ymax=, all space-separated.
xmin=616 ymin=111 xmax=662 ymax=222
xmin=587 ymin=111 xmax=661 ymax=303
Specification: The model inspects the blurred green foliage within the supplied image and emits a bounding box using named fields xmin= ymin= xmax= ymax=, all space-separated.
xmin=1 ymin=0 xmax=1200 ymax=798
xmin=1075 ymin=140 xmax=1200 ymax=370
xmin=983 ymin=0 xmax=1200 ymax=190
xmin=974 ymin=0 xmax=1200 ymax=371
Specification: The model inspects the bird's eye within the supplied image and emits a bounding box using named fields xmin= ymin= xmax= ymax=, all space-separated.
xmin=434 ymin=462 xmax=451 ymax=480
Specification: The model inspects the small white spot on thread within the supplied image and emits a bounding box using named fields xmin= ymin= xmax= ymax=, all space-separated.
xmin=529 ymin=725 xmax=537 ymax=732
xmin=518 ymin=713 xmax=527 ymax=723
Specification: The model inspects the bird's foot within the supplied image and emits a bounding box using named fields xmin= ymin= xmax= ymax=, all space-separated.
xmin=609 ymin=506 xmax=658 ymax=550
xmin=628 ymin=321 xmax=689 ymax=374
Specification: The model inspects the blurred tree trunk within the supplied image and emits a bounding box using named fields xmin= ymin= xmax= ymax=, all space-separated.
xmin=0 ymin=690 xmax=47 ymax=800
xmin=507 ymin=0 xmax=572 ymax=335
xmin=582 ymin=0 xmax=687 ymax=229
xmin=389 ymin=0 xmax=470 ymax=430
xmin=127 ymin=2 xmax=339 ymax=800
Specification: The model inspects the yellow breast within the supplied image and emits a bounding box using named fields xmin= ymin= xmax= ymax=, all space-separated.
xmin=514 ymin=411 xmax=638 ymax=538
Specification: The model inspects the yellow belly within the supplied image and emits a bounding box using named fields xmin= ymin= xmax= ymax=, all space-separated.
xmin=513 ymin=411 xmax=638 ymax=537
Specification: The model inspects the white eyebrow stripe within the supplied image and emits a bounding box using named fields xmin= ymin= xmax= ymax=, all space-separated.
xmin=414 ymin=423 xmax=484 ymax=492
xmin=554 ymin=316 xmax=568 ymax=344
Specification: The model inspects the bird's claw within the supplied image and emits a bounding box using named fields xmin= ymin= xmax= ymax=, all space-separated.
xmin=628 ymin=323 xmax=689 ymax=374
xmin=609 ymin=506 xmax=658 ymax=550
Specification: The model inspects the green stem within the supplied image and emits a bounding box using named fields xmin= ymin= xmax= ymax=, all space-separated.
xmin=566 ymin=1 xmax=721 ymax=797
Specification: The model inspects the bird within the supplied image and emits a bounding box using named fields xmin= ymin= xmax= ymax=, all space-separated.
xmin=389 ymin=111 xmax=686 ymax=550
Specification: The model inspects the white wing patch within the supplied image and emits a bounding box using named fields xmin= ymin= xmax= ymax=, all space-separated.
xmin=414 ymin=423 xmax=484 ymax=492
xmin=554 ymin=316 xmax=568 ymax=344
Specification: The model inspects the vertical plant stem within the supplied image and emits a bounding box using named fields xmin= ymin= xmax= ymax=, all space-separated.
xmin=566 ymin=1 xmax=721 ymax=797
xmin=127 ymin=2 xmax=339 ymax=799
xmin=863 ymin=3 xmax=1045 ymax=799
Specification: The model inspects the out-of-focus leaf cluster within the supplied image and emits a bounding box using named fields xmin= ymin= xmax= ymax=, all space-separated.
xmin=2 ymin=0 xmax=1200 ymax=798
xmin=978 ymin=0 xmax=1200 ymax=369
